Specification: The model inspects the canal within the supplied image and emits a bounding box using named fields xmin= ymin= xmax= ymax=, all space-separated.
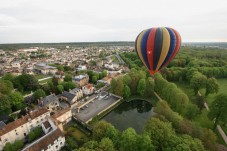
xmin=102 ymin=99 xmax=155 ymax=133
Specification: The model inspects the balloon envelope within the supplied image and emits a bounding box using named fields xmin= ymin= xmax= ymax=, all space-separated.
xmin=135 ymin=27 xmax=181 ymax=75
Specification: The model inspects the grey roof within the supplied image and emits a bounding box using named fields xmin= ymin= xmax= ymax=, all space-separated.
xmin=62 ymin=91 xmax=76 ymax=103
xmin=0 ymin=121 xmax=6 ymax=129
xmin=43 ymin=95 xmax=59 ymax=106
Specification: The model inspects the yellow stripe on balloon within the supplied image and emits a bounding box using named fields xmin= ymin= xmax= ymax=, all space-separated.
xmin=137 ymin=29 xmax=149 ymax=68
xmin=155 ymin=27 xmax=170 ymax=70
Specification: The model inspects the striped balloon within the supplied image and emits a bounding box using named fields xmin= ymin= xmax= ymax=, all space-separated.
xmin=135 ymin=27 xmax=181 ymax=75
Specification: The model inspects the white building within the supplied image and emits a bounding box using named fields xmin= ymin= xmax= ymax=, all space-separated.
xmin=52 ymin=107 xmax=72 ymax=125
xmin=11 ymin=61 xmax=21 ymax=68
xmin=22 ymin=119 xmax=65 ymax=151
xmin=82 ymin=84 xmax=95 ymax=95
xmin=0 ymin=108 xmax=50 ymax=150
xmin=35 ymin=63 xmax=58 ymax=75
xmin=76 ymin=65 xmax=87 ymax=71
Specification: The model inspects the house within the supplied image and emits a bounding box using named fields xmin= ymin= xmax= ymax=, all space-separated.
xmin=69 ymin=88 xmax=83 ymax=99
xmin=72 ymin=74 xmax=89 ymax=87
xmin=11 ymin=61 xmax=21 ymax=68
xmin=98 ymin=77 xmax=112 ymax=85
xmin=35 ymin=63 xmax=58 ymax=75
xmin=39 ymin=94 xmax=60 ymax=111
xmin=76 ymin=65 xmax=87 ymax=71
xmin=52 ymin=107 xmax=72 ymax=125
xmin=54 ymin=71 xmax=65 ymax=80
xmin=22 ymin=118 xmax=65 ymax=151
xmin=60 ymin=91 xmax=77 ymax=105
xmin=82 ymin=84 xmax=95 ymax=95
xmin=0 ymin=108 xmax=50 ymax=150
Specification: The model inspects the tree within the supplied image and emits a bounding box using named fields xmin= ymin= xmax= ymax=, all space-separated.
xmin=123 ymin=85 xmax=131 ymax=99
xmin=2 ymin=73 xmax=14 ymax=82
xmin=57 ymin=85 xmax=64 ymax=93
xmin=120 ymin=128 xmax=138 ymax=151
xmin=99 ymin=138 xmax=115 ymax=151
xmin=145 ymin=77 xmax=154 ymax=97
xmin=123 ymin=75 xmax=132 ymax=86
xmin=190 ymin=73 xmax=207 ymax=95
xmin=92 ymin=76 xmax=97 ymax=84
xmin=62 ymin=82 xmax=76 ymax=91
xmin=110 ymin=78 xmax=117 ymax=92
xmin=64 ymin=74 xmax=72 ymax=82
xmin=66 ymin=136 xmax=78 ymax=150
xmin=93 ymin=121 xmax=113 ymax=141
xmin=0 ymin=80 xmax=13 ymax=95
xmin=13 ymin=74 xmax=39 ymax=92
xmin=208 ymin=94 xmax=227 ymax=129
xmin=3 ymin=140 xmax=24 ymax=151
xmin=102 ymin=70 xmax=108 ymax=77
xmin=0 ymin=94 xmax=11 ymax=114
xmin=114 ymin=79 xmax=124 ymax=96
xmin=144 ymin=118 xmax=175 ymax=149
xmin=28 ymin=126 xmax=42 ymax=142
xmin=8 ymin=92 xmax=24 ymax=111
xmin=33 ymin=89 xmax=46 ymax=101
xmin=205 ymin=78 xmax=219 ymax=97
xmin=137 ymin=134 xmax=155 ymax=151
xmin=137 ymin=79 xmax=146 ymax=96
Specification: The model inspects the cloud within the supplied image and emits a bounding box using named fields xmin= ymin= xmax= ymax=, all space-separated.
xmin=0 ymin=0 xmax=227 ymax=43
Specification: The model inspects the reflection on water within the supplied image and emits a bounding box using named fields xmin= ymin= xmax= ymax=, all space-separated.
xmin=102 ymin=100 xmax=154 ymax=133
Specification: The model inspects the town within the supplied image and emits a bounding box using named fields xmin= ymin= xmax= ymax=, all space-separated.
xmin=0 ymin=45 xmax=133 ymax=151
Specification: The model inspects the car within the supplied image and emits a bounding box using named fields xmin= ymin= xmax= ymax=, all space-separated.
xmin=85 ymin=105 xmax=88 ymax=108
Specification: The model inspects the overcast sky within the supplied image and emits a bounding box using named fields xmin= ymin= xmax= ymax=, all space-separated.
xmin=0 ymin=0 xmax=227 ymax=43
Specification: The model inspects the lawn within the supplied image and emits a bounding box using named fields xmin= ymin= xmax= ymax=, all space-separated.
xmin=65 ymin=126 xmax=88 ymax=141
xmin=174 ymin=79 xmax=227 ymax=105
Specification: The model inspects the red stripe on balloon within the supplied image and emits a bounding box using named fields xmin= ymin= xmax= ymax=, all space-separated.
xmin=146 ymin=28 xmax=157 ymax=73
xmin=164 ymin=28 xmax=181 ymax=66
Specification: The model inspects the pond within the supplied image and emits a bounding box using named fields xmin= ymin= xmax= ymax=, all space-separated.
xmin=102 ymin=99 xmax=155 ymax=133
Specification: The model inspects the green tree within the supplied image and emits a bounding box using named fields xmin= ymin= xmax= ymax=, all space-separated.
xmin=190 ymin=73 xmax=207 ymax=95
xmin=123 ymin=75 xmax=132 ymax=86
xmin=28 ymin=126 xmax=43 ymax=142
xmin=64 ymin=74 xmax=72 ymax=82
xmin=0 ymin=80 xmax=13 ymax=95
xmin=57 ymin=85 xmax=64 ymax=93
xmin=102 ymin=70 xmax=108 ymax=77
xmin=110 ymin=78 xmax=117 ymax=92
xmin=205 ymin=78 xmax=219 ymax=97
xmin=13 ymin=74 xmax=39 ymax=92
xmin=208 ymin=94 xmax=227 ymax=129
xmin=3 ymin=139 xmax=24 ymax=151
xmin=123 ymin=85 xmax=131 ymax=99
xmin=114 ymin=79 xmax=124 ymax=96
xmin=62 ymin=82 xmax=76 ymax=91
xmin=33 ymin=89 xmax=46 ymax=101
xmin=8 ymin=92 xmax=24 ymax=111
xmin=92 ymin=76 xmax=97 ymax=84
xmin=66 ymin=136 xmax=78 ymax=150
xmin=144 ymin=118 xmax=175 ymax=149
xmin=99 ymin=138 xmax=115 ymax=151
xmin=137 ymin=134 xmax=155 ymax=151
xmin=93 ymin=121 xmax=113 ymax=141
xmin=120 ymin=128 xmax=138 ymax=151
xmin=2 ymin=73 xmax=14 ymax=82
xmin=137 ymin=78 xmax=146 ymax=96
xmin=145 ymin=77 xmax=154 ymax=97
xmin=0 ymin=94 xmax=11 ymax=114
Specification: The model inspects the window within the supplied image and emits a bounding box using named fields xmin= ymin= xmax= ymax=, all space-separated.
xmin=4 ymin=139 xmax=8 ymax=142
xmin=16 ymin=132 xmax=18 ymax=135
xmin=36 ymin=121 xmax=39 ymax=124
xmin=24 ymin=133 xmax=26 ymax=136
xmin=55 ymin=145 xmax=58 ymax=148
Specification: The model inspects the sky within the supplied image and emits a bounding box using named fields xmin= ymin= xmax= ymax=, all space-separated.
xmin=0 ymin=0 xmax=227 ymax=43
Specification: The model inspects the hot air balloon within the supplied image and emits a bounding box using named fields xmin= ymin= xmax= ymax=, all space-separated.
xmin=135 ymin=27 xmax=181 ymax=75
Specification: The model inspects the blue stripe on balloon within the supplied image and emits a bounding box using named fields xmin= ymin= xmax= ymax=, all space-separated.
xmin=153 ymin=28 xmax=163 ymax=70
xmin=141 ymin=28 xmax=152 ymax=69
xmin=160 ymin=28 xmax=176 ymax=68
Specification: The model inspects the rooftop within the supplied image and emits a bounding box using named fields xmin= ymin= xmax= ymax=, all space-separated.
xmin=0 ymin=108 xmax=49 ymax=136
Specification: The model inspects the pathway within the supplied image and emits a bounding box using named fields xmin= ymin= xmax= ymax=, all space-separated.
xmin=38 ymin=76 xmax=52 ymax=82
